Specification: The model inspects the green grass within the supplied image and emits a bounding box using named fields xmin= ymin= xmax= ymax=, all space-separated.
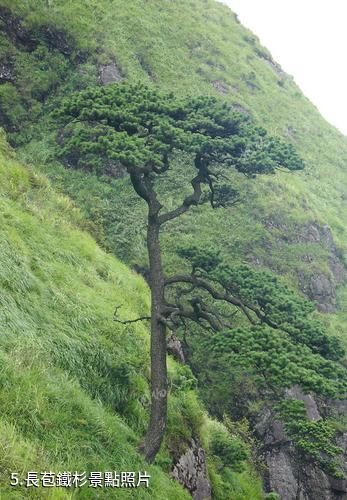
xmin=0 ymin=131 xmax=264 ymax=498
xmin=7 ymin=0 xmax=346 ymax=324
xmin=0 ymin=130 xmax=192 ymax=498
xmin=2 ymin=0 xmax=347 ymax=299
xmin=1 ymin=0 xmax=347 ymax=495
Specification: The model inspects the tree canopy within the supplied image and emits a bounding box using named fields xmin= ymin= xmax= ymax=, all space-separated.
xmin=55 ymin=82 xmax=304 ymax=197
xmin=54 ymin=82 xmax=345 ymax=467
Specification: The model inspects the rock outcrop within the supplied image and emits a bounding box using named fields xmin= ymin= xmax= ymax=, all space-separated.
xmin=172 ymin=439 xmax=212 ymax=500
xmin=255 ymin=386 xmax=347 ymax=499
xmin=261 ymin=219 xmax=346 ymax=312
xmin=167 ymin=333 xmax=185 ymax=363
xmin=99 ymin=61 xmax=123 ymax=84
xmin=298 ymin=272 xmax=337 ymax=313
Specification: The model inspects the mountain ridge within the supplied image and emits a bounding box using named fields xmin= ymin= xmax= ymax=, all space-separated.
xmin=1 ymin=1 xmax=347 ymax=498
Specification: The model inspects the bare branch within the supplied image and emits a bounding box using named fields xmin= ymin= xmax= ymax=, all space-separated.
xmin=206 ymin=171 xmax=216 ymax=208
xmin=113 ymin=305 xmax=151 ymax=325
xmin=114 ymin=315 xmax=151 ymax=325
xmin=164 ymin=272 xmax=288 ymax=333
xmin=152 ymin=151 xmax=171 ymax=174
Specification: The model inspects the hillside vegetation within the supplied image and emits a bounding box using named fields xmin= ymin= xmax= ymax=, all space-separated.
xmin=0 ymin=129 xmax=188 ymax=498
xmin=3 ymin=0 xmax=346 ymax=321
xmin=0 ymin=126 xmax=262 ymax=498
xmin=1 ymin=0 xmax=347 ymax=498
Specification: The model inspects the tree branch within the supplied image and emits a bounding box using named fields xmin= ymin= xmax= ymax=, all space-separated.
xmin=165 ymin=272 xmax=288 ymax=333
xmin=113 ymin=315 xmax=151 ymax=325
xmin=113 ymin=305 xmax=151 ymax=325
xmin=164 ymin=274 xmax=257 ymax=325
xmin=129 ymin=170 xmax=151 ymax=204
xmin=158 ymin=173 xmax=204 ymax=224
xmin=152 ymin=151 xmax=170 ymax=174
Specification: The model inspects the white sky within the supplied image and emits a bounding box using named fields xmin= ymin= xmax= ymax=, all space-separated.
xmin=221 ymin=0 xmax=347 ymax=136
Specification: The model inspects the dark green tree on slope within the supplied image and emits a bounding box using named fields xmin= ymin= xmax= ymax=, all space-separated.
xmin=55 ymin=82 xmax=308 ymax=462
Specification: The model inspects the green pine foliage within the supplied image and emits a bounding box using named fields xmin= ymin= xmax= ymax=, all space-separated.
xmin=210 ymin=263 xmax=344 ymax=360
xmin=1 ymin=0 xmax=347 ymax=495
xmin=0 ymin=128 xmax=262 ymax=498
xmin=275 ymin=400 xmax=344 ymax=477
xmin=53 ymin=82 xmax=303 ymax=183
xmin=198 ymin=325 xmax=346 ymax=400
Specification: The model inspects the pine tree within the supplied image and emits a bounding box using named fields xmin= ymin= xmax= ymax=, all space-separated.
xmin=55 ymin=81 xmax=309 ymax=462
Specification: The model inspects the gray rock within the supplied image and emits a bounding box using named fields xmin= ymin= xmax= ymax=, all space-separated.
xmin=172 ymin=439 xmax=211 ymax=500
xmin=266 ymin=447 xmax=301 ymax=499
xmin=167 ymin=333 xmax=185 ymax=363
xmin=99 ymin=62 xmax=123 ymax=84
xmin=265 ymin=445 xmax=345 ymax=499
xmin=329 ymin=256 xmax=346 ymax=284
xmin=0 ymin=62 xmax=14 ymax=82
xmin=283 ymin=125 xmax=297 ymax=138
xmin=285 ymin=386 xmax=320 ymax=421
xmin=254 ymin=47 xmax=286 ymax=78
xmin=299 ymin=272 xmax=337 ymax=313
xmin=261 ymin=218 xmax=346 ymax=312
xmin=255 ymin=390 xmax=347 ymax=499
xmin=330 ymin=476 xmax=347 ymax=493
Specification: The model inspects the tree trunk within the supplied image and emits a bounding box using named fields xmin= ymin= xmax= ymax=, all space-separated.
xmin=140 ymin=215 xmax=167 ymax=463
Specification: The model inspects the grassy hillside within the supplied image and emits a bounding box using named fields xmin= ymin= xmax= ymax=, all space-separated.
xmin=0 ymin=128 xmax=185 ymax=499
xmin=3 ymin=0 xmax=345 ymax=318
xmin=0 ymin=130 xmax=264 ymax=498
xmin=1 ymin=0 xmax=347 ymax=497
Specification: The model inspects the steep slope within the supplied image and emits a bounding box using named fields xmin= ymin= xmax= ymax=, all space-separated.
xmin=0 ymin=130 xmax=264 ymax=499
xmin=3 ymin=0 xmax=345 ymax=324
xmin=0 ymin=129 xmax=186 ymax=499
xmin=1 ymin=0 xmax=347 ymax=498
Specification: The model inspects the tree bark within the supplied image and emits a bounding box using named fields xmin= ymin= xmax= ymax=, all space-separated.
xmin=140 ymin=214 xmax=168 ymax=463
